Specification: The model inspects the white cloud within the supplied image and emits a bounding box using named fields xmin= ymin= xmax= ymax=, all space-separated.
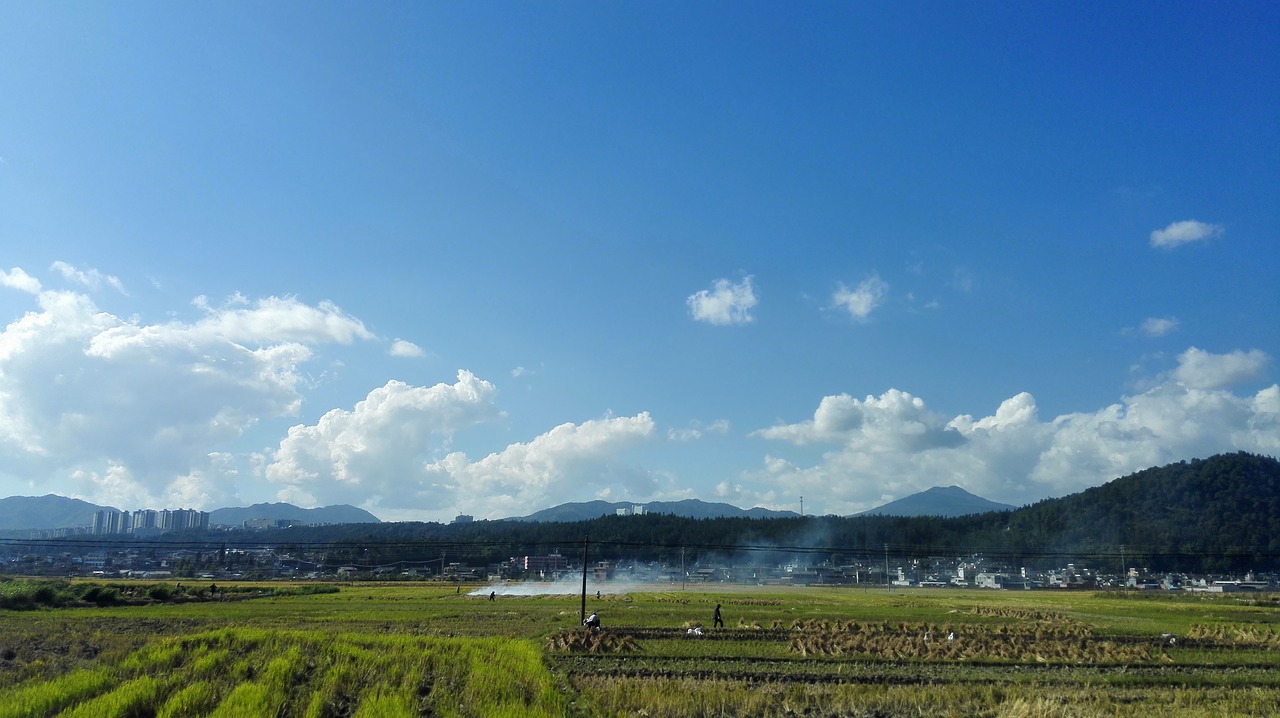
xmin=182 ymin=295 xmax=374 ymax=347
xmin=4 ymin=260 xmax=1274 ymax=526
xmin=425 ymin=412 xmax=657 ymax=519
xmin=265 ymin=384 xmax=656 ymax=520
xmin=749 ymin=348 xmax=1278 ymax=515
xmin=389 ymin=339 xmax=426 ymax=358
xmin=50 ymin=261 xmax=126 ymax=294
xmin=1138 ymin=317 xmax=1179 ymax=337
xmin=1 ymin=268 xmax=41 ymax=294
xmin=831 ymin=275 xmax=888 ymax=321
xmin=687 ymin=276 xmax=757 ymax=325
xmin=68 ymin=463 xmax=153 ymax=511
xmin=712 ymin=477 xmax=781 ymax=512
xmin=1173 ymin=347 xmax=1268 ymax=390
xmin=1150 ymin=220 xmax=1223 ymax=249
xmin=265 ymin=371 xmax=503 ymax=504
xmin=0 ymin=270 xmax=377 ymax=508
xmin=754 ymin=389 xmax=963 ymax=452
xmin=0 ymin=266 xmax=662 ymax=519
xmin=667 ymin=418 xmax=730 ymax=442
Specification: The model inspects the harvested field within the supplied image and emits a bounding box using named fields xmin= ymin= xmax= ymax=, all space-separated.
xmin=1 ymin=581 xmax=1278 ymax=716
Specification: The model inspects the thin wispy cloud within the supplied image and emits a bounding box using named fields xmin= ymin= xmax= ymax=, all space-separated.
xmin=667 ymin=419 xmax=730 ymax=442
xmin=831 ymin=275 xmax=888 ymax=321
xmin=50 ymin=261 xmax=127 ymax=294
xmin=950 ymin=267 xmax=975 ymax=293
xmin=1139 ymin=317 xmax=1179 ymax=337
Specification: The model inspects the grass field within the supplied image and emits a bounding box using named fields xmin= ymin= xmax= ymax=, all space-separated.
xmin=2 ymin=580 xmax=1279 ymax=716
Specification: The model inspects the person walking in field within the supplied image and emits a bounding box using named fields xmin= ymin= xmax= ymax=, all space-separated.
xmin=713 ymin=604 xmax=723 ymax=628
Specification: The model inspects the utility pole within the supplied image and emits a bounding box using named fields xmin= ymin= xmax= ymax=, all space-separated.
xmin=800 ymin=496 xmax=803 ymax=517
xmin=1120 ymin=544 xmax=1126 ymax=593
xmin=580 ymin=536 xmax=589 ymax=625
xmin=680 ymin=546 xmax=686 ymax=591
xmin=884 ymin=543 xmax=890 ymax=591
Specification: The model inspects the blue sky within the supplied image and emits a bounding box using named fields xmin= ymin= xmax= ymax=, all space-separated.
xmin=1 ymin=3 xmax=1277 ymax=521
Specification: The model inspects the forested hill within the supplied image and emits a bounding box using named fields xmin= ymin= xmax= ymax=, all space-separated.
xmin=1003 ymin=451 xmax=1280 ymax=565
xmin=217 ymin=453 xmax=1280 ymax=573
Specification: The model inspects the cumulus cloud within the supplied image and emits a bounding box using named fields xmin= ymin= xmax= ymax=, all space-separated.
xmin=266 ymin=387 xmax=656 ymax=520
xmin=5 ymin=261 xmax=1273 ymax=526
xmin=265 ymin=372 xmax=503 ymax=501
xmin=389 ymin=339 xmax=426 ymax=358
xmin=831 ymin=275 xmax=888 ymax=321
xmin=749 ymin=348 xmax=1278 ymax=515
xmin=50 ymin=261 xmax=126 ymax=294
xmin=1 ymin=268 xmax=41 ymax=294
xmin=1150 ymin=220 xmax=1223 ymax=249
xmin=0 ymin=265 xmax=667 ymax=520
xmin=1173 ymin=347 xmax=1268 ymax=390
xmin=688 ymin=276 xmax=757 ymax=325
xmin=422 ymin=412 xmax=657 ymax=520
xmin=754 ymin=389 xmax=964 ymax=452
xmin=0 ymin=267 xmax=377 ymax=508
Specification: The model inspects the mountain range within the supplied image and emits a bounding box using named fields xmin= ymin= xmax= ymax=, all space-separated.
xmin=0 ymin=484 xmax=1009 ymax=532
xmin=208 ymin=503 xmax=381 ymax=527
xmin=0 ymin=496 xmax=380 ymax=532
xmin=0 ymin=495 xmax=114 ymax=532
xmin=509 ymin=488 xmax=1015 ymax=522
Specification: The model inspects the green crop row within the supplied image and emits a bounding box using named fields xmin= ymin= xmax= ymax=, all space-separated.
xmin=0 ymin=578 xmax=336 ymax=612
xmin=570 ymin=676 xmax=1280 ymax=718
xmin=0 ymin=627 xmax=566 ymax=718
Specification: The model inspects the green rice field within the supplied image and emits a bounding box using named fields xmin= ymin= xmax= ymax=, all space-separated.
xmin=2 ymin=580 xmax=1279 ymax=716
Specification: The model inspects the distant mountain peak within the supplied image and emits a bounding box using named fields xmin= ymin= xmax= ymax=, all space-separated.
xmin=511 ymin=498 xmax=797 ymax=522
xmin=857 ymin=485 xmax=1016 ymax=517
xmin=209 ymin=503 xmax=381 ymax=526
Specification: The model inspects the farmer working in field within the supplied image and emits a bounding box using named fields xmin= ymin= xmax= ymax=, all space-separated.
xmin=714 ymin=603 xmax=723 ymax=628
